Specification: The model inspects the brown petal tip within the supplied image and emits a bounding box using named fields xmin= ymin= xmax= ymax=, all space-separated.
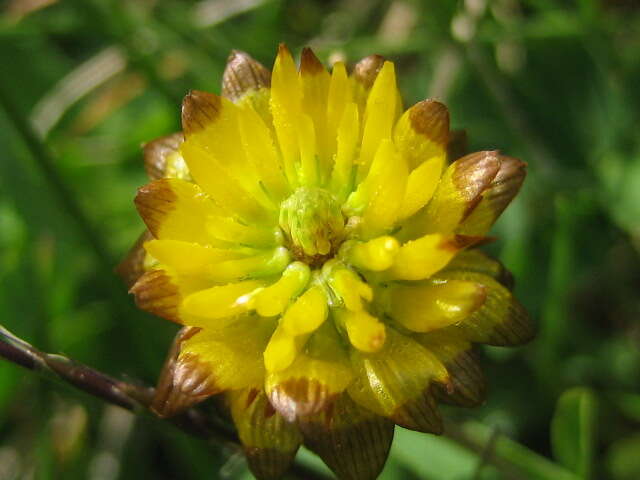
xmin=181 ymin=90 xmax=221 ymax=136
xmin=129 ymin=269 xmax=181 ymax=323
xmin=152 ymin=348 xmax=219 ymax=418
xmin=134 ymin=179 xmax=178 ymax=237
xmin=222 ymin=50 xmax=271 ymax=102
xmin=440 ymin=234 xmax=485 ymax=252
xmin=452 ymin=150 xmax=502 ymax=202
xmin=409 ymin=100 xmax=450 ymax=147
xmin=268 ymin=378 xmax=335 ymax=422
xmin=300 ymin=47 xmax=325 ymax=75
xmin=353 ymin=54 xmax=385 ymax=88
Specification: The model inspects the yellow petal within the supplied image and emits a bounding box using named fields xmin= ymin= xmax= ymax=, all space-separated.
xmin=206 ymin=215 xmax=278 ymax=248
xmin=266 ymin=323 xmax=353 ymax=421
xmin=386 ymin=280 xmax=487 ymax=333
xmin=280 ymin=286 xmax=328 ymax=336
xmin=328 ymin=102 xmax=359 ymax=200
xmin=401 ymin=151 xmax=501 ymax=239
xmin=237 ymin=103 xmax=289 ymax=202
xmin=342 ymin=236 xmax=399 ymax=272
xmin=144 ymin=239 xmax=250 ymax=277
xmin=181 ymin=139 xmax=268 ymax=222
xmin=326 ymin=61 xmax=352 ymax=157
xmin=134 ymin=178 xmax=220 ymax=245
xmin=181 ymin=280 xmax=265 ymax=323
xmin=297 ymin=114 xmax=319 ymax=186
xmin=358 ymin=61 xmax=398 ymax=173
xmin=393 ymin=99 xmax=449 ymax=170
xmin=387 ymin=233 xmax=481 ymax=281
xmin=181 ymin=89 xmax=278 ymax=210
xmin=270 ymin=44 xmax=302 ymax=187
xmin=359 ymin=141 xmax=408 ymax=237
xmin=348 ymin=328 xmax=448 ymax=432
xmin=326 ymin=263 xmax=372 ymax=311
xmin=263 ymin=325 xmax=308 ymax=373
xmin=253 ymin=261 xmax=311 ymax=317
xmin=351 ymin=54 xmax=386 ymax=115
xmin=180 ymin=316 xmax=273 ymax=391
xmin=435 ymin=270 xmax=535 ymax=346
xmin=398 ymin=154 xmax=445 ymax=220
xmin=335 ymin=309 xmax=386 ymax=353
xmin=299 ymin=47 xmax=331 ymax=175
xmin=205 ymin=247 xmax=291 ymax=283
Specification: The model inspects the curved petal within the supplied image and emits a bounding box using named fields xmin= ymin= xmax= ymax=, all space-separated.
xmin=401 ymin=151 xmax=501 ymax=239
xmin=151 ymin=327 xmax=215 ymax=418
xmin=180 ymin=90 xmax=275 ymax=218
xmin=134 ymin=178 xmax=220 ymax=245
xmin=348 ymin=328 xmax=448 ymax=433
xmin=393 ymin=99 xmax=449 ymax=170
xmin=299 ymin=393 xmax=394 ymax=480
xmin=229 ymin=388 xmax=302 ymax=480
xmin=386 ymin=279 xmax=487 ymax=333
xmin=436 ymin=271 xmax=535 ymax=346
xmin=175 ymin=316 xmax=274 ymax=393
xmin=266 ymin=323 xmax=353 ymax=422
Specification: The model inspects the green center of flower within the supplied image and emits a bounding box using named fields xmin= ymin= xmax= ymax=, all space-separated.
xmin=279 ymin=187 xmax=345 ymax=266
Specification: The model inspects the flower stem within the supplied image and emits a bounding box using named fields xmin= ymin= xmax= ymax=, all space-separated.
xmin=0 ymin=324 xmax=330 ymax=480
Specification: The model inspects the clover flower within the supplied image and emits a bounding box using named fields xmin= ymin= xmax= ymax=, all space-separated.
xmin=120 ymin=45 xmax=534 ymax=480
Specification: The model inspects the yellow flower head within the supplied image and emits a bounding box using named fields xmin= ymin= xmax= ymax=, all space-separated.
xmin=122 ymin=46 xmax=534 ymax=480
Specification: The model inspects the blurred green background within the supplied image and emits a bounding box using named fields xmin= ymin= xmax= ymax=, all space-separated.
xmin=1 ymin=0 xmax=639 ymax=479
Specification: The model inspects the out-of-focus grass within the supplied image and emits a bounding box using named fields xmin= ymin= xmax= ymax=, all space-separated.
xmin=0 ymin=1 xmax=639 ymax=479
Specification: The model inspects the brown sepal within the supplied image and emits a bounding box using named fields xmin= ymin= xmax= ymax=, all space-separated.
xmin=115 ymin=230 xmax=153 ymax=288
xmin=152 ymin=328 xmax=219 ymax=418
xmin=452 ymin=151 xmax=502 ymax=204
xmin=409 ymin=99 xmax=450 ymax=148
xmin=298 ymin=394 xmax=394 ymax=480
xmin=432 ymin=347 xmax=486 ymax=407
xmin=129 ymin=269 xmax=181 ymax=323
xmin=268 ymin=378 xmax=337 ymax=422
xmin=134 ymin=179 xmax=177 ymax=238
xmin=391 ymin=387 xmax=444 ymax=434
xmin=181 ymin=90 xmax=221 ymax=136
xmin=142 ymin=132 xmax=184 ymax=180
xmin=231 ymin=388 xmax=302 ymax=480
xmin=222 ymin=50 xmax=271 ymax=102
xmin=482 ymin=155 xmax=527 ymax=216
xmin=353 ymin=54 xmax=385 ymax=88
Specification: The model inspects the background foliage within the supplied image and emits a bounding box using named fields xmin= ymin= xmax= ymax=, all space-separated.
xmin=1 ymin=0 xmax=639 ymax=479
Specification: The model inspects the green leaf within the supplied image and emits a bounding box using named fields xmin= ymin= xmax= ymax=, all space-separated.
xmin=551 ymin=387 xmax=598 ymax=479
